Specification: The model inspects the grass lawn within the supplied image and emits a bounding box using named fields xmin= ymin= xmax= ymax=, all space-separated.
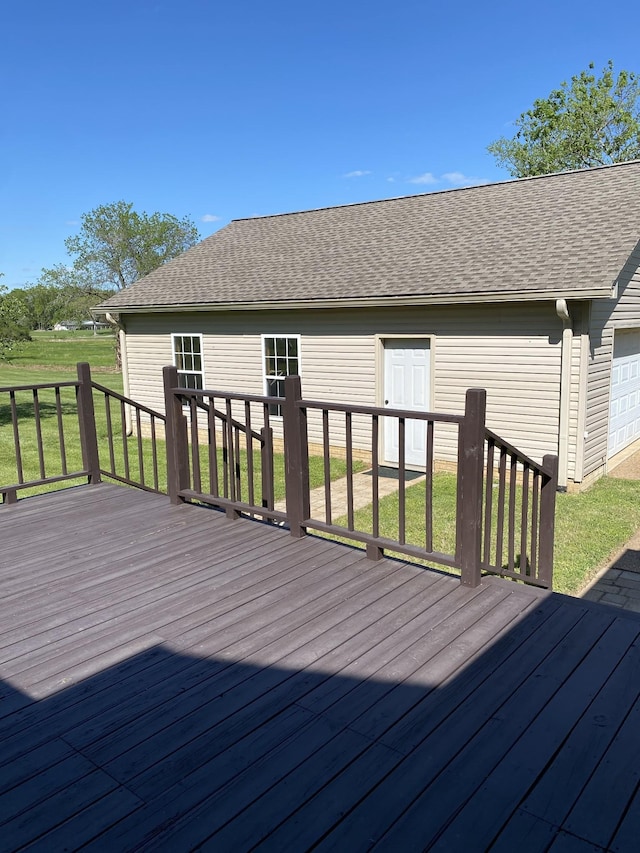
xmin=553 ymin=477 xmax=640 ymax=594
xmin=4 ymin=331 xmax=640 ymax=596
xmin=3 ymin=329 xmax=119 ymax=372
xmin=0 ymin=330 xmax=359 ymax=503
xmin=329 ymin=473 xmax=640 ymax=596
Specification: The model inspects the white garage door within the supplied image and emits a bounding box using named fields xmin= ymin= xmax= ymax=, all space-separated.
xmin=609 ymin=329 xmax=640 ymax=458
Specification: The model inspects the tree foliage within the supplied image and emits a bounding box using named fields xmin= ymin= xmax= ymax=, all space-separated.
xmin=0 ymin=283 xmax=32 ymax=358
xmin=64 ymin=201 xmax=200 ymax=290
xmin=488 ymin=61 xmax=640 ymax=177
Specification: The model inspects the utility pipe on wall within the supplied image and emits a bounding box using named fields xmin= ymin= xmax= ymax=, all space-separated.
xmin=107 ymin=312 xmax=133 ymax=437
xmin=556 ymin=298 xmax=572 ymax=489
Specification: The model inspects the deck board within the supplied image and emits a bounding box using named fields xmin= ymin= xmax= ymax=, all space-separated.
xmin=1 ymin=482 xmax=639 ymax=851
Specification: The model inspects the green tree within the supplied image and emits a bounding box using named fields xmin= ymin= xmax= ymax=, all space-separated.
xmin=64 ymin=201 xmax=200 ymax=290
xmin=33 ymin=265 xmax=115 ymax=326
xmin=0 ymin=284 xmax=31 ymax=358
xmin=488 ymin=61 xmax=640 ymax=177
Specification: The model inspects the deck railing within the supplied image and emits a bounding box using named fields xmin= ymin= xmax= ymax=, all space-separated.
xmin=92 ymin=379 xmax=166 ymax=493
xmin=0 ymin=374 xmax=88 ymax=503
xmin=0 ymin=362 xmax=166 ymax=502
xmin=1 ymin=363 xmax=558 ymax=589
xmin=163 ymin=370 xmax=558 ymax=588
xmin=162 ymin=366 xmax=280 ymax=521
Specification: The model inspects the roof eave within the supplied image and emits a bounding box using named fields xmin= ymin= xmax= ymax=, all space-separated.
xmin=95 ymin=286 xmax=615 ymax=314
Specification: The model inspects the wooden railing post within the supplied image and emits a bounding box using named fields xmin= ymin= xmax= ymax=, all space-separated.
xmin=163 ymin=366 xmax=190 ymax=505
xmin=456 ymin=388 xmax=487 ymax=587
xmin=76 ymin=362 xmax=101 ymax=485
xmin=283 ymin=376 xmax=310 ymax=538
xmin=538 ymin=454 xmax=558 ymax=588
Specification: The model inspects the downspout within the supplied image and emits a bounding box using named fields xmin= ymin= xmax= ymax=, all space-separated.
xmin=556 ymin=299 xmax=572 ymax=490
xmin=107 ymin=312 xmax=132 ymax=436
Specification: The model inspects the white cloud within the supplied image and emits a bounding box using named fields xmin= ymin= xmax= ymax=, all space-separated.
xmin=343 ymin=170 xmax=371 ymax=178
xmin=65 ymin=220 xmax=79 ymax=226
xmin=201 ymin=213 xmax=222 ymax=222
xmin=408 ymin=172 xmax=438 ymax=185
xmin=442 ymin=171 xmax=489 ymax=187
xmin=386 ymin=177 xmax=395 ymax=183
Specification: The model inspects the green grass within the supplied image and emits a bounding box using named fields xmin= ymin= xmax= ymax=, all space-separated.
xmin=0 ymin=334 xmax=360 ymax=504
xmin=327 ymin=473 xmax=640 ymax=596
xmin=553 ymin=478 xmax=640 ymax=594
xmin=4 ymin=332 xmax=640 ymax=595
xmin=1 ymin=329 xmax=118 ymax=374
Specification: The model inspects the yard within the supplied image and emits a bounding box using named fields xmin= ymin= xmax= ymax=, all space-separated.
xmin=2 ymin=331 xmax=640 ymax=596
xmin=335 ymin=472 xmax=640 ymax=595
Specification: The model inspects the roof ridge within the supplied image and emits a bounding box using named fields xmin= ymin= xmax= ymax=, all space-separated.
xmin=231 ymin=159 xmax=640 ymax=223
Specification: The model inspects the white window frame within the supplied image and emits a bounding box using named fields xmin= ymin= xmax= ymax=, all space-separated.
xmin=261 ymin=333 xmax=301 ymax=416
xmin=171 ymin=333 xmax=205 ymax=390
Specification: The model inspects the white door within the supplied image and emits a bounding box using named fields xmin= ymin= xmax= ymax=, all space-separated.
xmin=383 ymin=339 xmax=431 ymax=467
xmin=609 ymin=329 xmax=640 ymax=458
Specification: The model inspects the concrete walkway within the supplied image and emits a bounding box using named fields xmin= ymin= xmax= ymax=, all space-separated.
xmin=580 ymin=528 xmax=640 ymax=613
xmin=579 ymin=448 xmax=640 ymax=612
xmin=274 ymin=469 xmax=425 ymax=519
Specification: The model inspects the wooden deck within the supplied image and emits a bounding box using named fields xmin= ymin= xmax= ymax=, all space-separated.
xmin=1 ymin=484 xmax=639 ymax=851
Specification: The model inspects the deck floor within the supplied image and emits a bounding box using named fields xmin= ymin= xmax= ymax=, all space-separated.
xmin=1 ymin=483 xmax=640 ymax=851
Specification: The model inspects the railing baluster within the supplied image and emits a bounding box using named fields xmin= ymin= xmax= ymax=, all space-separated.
xmin=9 ymin=391 xmax=24 ymax=484
xmin=222 ymin=400 xmax=229 ymax=498
xmin=120 ymin=399 xmax=130 ymax=481
xmin=425 ymin=420 xmax=434 ymax=553
xmin=372 ymin=414 xmax=380 ymax=538
xmin=495 ymin=447 xmax=507 ymax=571
xmin=150 ymin=415 xmax=159 ymax=491
xmin=190 ymin=396 xmax=201 ymax=494
xmin=55 ymin=386 xmax=68 ymax=475
xmin=530 ymin=470 xmax=540 ymax=578
xmin=245 ymin=401 xmax=254 ymax=507
xmin=104 ymin=394 xmax=116 ymax=475
xmin=508 ymin=453 xmax=517 ymax=572
xmin=520 ymin=464 xmax=530 ymax=576
xmin=322 ymin=408 xmax=332 ymax=524
xmin=33 ymin=389 xmax=46 ymax=480
xmin=208 ymin=397 xmax=219 ymax=496
xmin=234 ymin=425 xmax=242 ymax=503
xmin=398 ymin=417 xmax=406 ymax=545
xmin=226 ymin=398 xmax=238 ymax=516
xmin=483 ymin=438 xmax=495 ymax=567
xmin=136 ymin=408 xmax=144 ymax=487
xmin=346 ymin=411 xmax=354 ymax=531
xmin=261 ymin=425 xmax=274 ymax=510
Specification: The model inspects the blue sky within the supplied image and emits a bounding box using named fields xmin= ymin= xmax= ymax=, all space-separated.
xmin=2 ymin=0 xmax=639 ymax=290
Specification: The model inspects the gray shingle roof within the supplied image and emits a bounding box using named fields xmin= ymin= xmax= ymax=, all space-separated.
xmin=101 ymin=161 xmax=640 ymax=311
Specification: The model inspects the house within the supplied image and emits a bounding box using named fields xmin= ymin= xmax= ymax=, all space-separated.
xmin=100 ymin=161 xmax=640 ymax=492
xmin=53 ymin=319 xmax=109 ymax=331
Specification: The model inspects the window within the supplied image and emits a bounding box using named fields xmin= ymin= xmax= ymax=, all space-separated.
xmin=262 ymin=335 xmax=300 ymax=415
xmin=172 ymin=334 xmax=204 ymax=389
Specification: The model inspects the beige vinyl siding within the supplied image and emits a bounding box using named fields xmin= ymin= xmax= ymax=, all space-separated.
xmin=584 ymin=245 xmax=640 ymax=477
xmin=123 ymin=302 xmax=563 ymax=467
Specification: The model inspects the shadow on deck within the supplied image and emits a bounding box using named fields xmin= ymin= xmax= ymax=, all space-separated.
xmin=1 ymin=483 xmax=639 ymax=851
